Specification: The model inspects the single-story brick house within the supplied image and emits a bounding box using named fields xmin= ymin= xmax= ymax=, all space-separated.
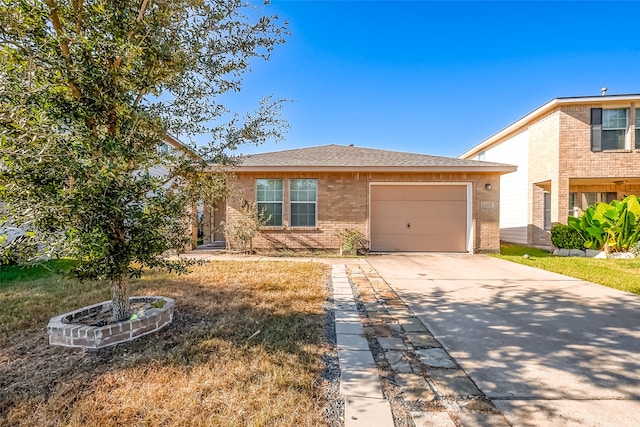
xmin=202 ymin=144 xmax=515 ymax=253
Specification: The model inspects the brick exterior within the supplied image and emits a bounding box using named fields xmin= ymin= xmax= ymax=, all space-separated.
xmin=216 ymin=171 xmax=502 ymax=253
xmin=48 ymin=297 xmax=174 ymax=349
xmin=528 ymin=101 xmax=640 ymax=246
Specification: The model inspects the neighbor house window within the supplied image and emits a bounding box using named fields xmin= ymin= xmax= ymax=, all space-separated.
xmin=603 ymin=109 xmax=627 ymax=150
xmin=290 ymin=179 xmax=317 ymax=227
xmin=477 ymin=151 xmax=486 ymax=160
xmin=591 ymin=108 xmax=628 ymax=151
xmin=568 ymin=192 xmax=577 ymax=216
xmin=636 ymin=109 xmax=640 ymax=149
xmin=583 ymin=192 xmax=598 ymax=208
xmin=256 ymin=179 xmax=283 ymax=226
xmin=581 ymin=192 xmax=617 ymax=209
xmin=543 ymin=192 xmax=551 ymax=231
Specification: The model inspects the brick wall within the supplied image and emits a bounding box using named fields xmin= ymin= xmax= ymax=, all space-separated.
xmin=524 ymin=102 xmax=640 ymax=247
xmin=560 ymin=103 xmax=640 ymax=180
xmin=221 ymin=171 xmax=502 ymax=253
xmin=527 ymin=109 xmax=560 ymax=246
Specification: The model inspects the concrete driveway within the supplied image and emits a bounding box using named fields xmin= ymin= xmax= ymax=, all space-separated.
xmin=366 ymin=253 xmax=640 ymax=426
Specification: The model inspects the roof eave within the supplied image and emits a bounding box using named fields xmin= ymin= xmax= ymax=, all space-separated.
xmin=220 ymin=165 xmax=517 ymax=174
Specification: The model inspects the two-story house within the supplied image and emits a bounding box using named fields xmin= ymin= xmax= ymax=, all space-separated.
xmin=460 ymin=93 xmax=640 ymax=247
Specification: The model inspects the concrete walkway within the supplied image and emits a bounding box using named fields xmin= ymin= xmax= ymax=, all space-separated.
xmin=366 ymin=253 xmax=640 ymax=427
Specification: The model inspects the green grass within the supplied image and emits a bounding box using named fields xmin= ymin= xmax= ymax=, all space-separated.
xmin=492 ymin=243 xmax=640 ymax=295
xmin=0 ymin=259 xmax=77 ymax=284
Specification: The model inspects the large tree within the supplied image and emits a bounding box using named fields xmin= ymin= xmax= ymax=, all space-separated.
xmin=0 ymin=0 xmax=287 ymax=321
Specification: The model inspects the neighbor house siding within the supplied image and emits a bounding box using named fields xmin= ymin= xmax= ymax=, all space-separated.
xmin=478 ymin=129 xmax=529 ymax=244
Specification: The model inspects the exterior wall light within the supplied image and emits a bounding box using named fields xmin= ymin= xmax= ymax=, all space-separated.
xmin=485 ymin=183 xmax=492 ymax=190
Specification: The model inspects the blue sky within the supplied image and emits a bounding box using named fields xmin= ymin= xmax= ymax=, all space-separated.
xmin=217 ymin=1 xmax=640 ymax=158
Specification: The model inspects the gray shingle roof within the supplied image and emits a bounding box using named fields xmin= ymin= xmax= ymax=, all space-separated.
xmin=236 ymin=144 xmax=514 ymax=170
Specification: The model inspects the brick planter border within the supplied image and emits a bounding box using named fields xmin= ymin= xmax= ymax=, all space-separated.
xmin=47 ymin=296 xmax=175 ymax=349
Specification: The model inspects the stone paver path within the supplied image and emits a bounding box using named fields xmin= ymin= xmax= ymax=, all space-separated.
xmin=332 ymin=264 xmax=394 ymax=427
xmin=334 ymin=263 xmax=512 ymax=427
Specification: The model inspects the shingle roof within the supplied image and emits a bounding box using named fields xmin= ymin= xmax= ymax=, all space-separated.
xmin=235 ymin=144 xmax=514 ymax=172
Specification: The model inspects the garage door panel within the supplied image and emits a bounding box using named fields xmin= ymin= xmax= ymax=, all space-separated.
xmin=373 ymin=215 xmax=467 ymax=234
xmin=370 ymin=185 xmax=468 ymax=252
xmin=373 ymin=185 xmax=467 ymax=201
xmin=373 ymin=233 xmax=466 ymax=252
xmin=373 ymin=201 xmax=467 ymax=220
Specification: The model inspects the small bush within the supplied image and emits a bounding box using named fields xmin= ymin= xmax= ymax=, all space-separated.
xmin=222 ymin=201 xmax=270 ymax=252
xmin=336 ymin=228 xmax=369 ymax=255
xmin=551 ymin=224 xmax=585 ymax=249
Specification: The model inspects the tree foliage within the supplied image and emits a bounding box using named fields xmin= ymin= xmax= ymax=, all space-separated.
xmin=0 ymin=0 xmax=288 ymax=320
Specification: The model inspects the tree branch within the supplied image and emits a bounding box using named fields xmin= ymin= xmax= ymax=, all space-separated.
xmin=113 ymin=0 xmax=151 ymax=71
xmin=43 ymin=0 xmax=82 ymax=99
xmin=71 ymin=0 xmax=83 ymax=35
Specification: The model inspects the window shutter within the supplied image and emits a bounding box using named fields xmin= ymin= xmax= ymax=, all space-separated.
xmin=591 ymin=108 xmax=602 ymax=152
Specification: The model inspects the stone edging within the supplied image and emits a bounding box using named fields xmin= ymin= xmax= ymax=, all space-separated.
xmin=47 ymin=296 xmax=175 ymax=349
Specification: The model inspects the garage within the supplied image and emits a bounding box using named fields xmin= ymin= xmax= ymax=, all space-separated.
xmin=370 ymin=184 xmax=469 ymax=252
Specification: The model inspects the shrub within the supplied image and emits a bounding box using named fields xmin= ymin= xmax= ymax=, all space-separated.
xmin=551 ymin=224 xmax=585 ymax=249
xmin=336 ymin=228 xmax=369 ymax=255
xmin=567 ymin=195 xmax=640 ymax=252
xmin=222 ymin=201 xmax=270 ymax=253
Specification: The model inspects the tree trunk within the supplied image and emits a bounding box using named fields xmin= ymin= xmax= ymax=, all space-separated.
xmin=111 ymin=274 xmax=131 ymax=322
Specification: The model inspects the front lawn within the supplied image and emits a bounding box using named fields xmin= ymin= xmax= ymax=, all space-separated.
xmin=0 ymin=260 xmax=331 ymax=426
xmin=492 ymin=243 xmax=640 ymax=295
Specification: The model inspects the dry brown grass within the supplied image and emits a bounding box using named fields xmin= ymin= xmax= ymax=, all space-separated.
xmin=0 ymin=260 xmax=330 ymax=427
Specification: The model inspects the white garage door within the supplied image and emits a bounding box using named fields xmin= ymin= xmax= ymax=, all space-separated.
xmin=370 ymin=184 xmax=468 ymax=252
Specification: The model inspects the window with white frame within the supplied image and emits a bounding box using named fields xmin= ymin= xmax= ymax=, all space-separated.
xmin=602 ymin=109 xmax=627 ymax=150
xmin=591 ymin=108 xmax=628 ymax=151
xmin=290 ymin=179 xmax=317 ymax=227
xmin=256 ymin=179 xmax=283 ymax=226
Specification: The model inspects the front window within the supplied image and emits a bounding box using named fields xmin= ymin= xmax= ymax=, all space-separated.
xmin=290 ymin=179 xmax=317 ymax=227
xmin=602 ymin=109 xmax=627 ymax=150
xmin=256 ymin=179 xmax=283 ymax=226
xmin=636 ymin=109 xmax=640 ymax=149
